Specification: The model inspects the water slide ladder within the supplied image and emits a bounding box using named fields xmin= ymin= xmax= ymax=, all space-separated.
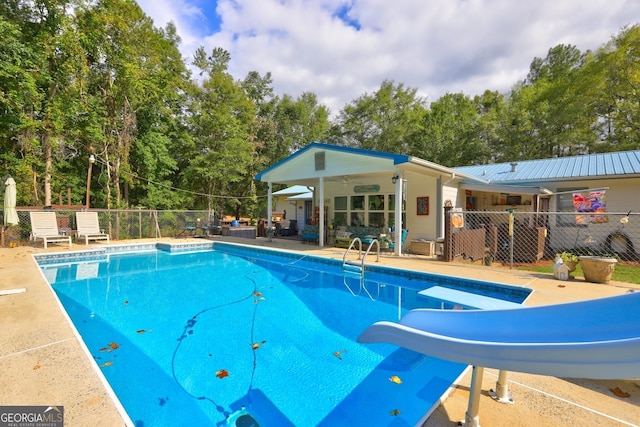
xmin=342 ymin=237 xmax=380 ymax=299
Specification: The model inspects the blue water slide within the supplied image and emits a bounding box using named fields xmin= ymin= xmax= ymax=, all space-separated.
xmin=358 ymin=291 xmax=640 ymax=379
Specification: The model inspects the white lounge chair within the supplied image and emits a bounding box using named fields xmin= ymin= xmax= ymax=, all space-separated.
xmin=29 ymin=212 xmax=72 ymax=249
xmin=76 ymin=212 xmax=110 ymax=245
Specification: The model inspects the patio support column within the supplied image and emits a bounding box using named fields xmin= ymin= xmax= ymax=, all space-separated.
xmin=318 ymin=177 xmax=325 ymax=247
xmin=394 ymin=174 xmax=402 ymax=256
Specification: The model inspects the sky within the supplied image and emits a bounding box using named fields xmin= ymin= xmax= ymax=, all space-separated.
xmin=135 ymin=0 xmax=640 ymax=115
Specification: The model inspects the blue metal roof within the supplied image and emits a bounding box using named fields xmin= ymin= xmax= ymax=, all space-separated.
xmin=453 ymin=151 xmax=640 ymax=184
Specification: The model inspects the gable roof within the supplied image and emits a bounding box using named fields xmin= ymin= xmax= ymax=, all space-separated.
xmin=255 ymin=142 xmax=484 ymax=186
xmin=255 ymin=142 xmax=410 ymax=184
xmin=453 ymin=150 xmax=640 ymax=185
xmin=272 ymin=185 xmax=312 ymax=195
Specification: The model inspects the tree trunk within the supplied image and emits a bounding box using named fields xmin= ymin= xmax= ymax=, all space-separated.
xmin=43 ymin=133 xmax=52 ymax=207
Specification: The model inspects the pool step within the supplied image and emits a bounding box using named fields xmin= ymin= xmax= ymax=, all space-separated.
xmin=343 ymin=260 xmax=363 ymax=272
xmin=418 ymin=286 xmax=521 ymax=310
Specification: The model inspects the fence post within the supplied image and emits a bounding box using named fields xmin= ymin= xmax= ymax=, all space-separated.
xmin=508 ymin=209 xmax=514 ymax=269
xmin=444 ymin=205 xmax=453 ymax=262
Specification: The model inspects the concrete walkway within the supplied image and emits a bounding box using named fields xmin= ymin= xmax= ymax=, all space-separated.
xmin=1 ymin=236 xmax=639 ymax=426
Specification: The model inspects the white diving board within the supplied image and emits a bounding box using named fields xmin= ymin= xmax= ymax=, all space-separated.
xmin=418 ymin=286 xmax=521 ymax=310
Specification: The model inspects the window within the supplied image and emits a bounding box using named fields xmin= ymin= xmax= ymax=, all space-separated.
xmin=367 ymin=195 xmax=385 ymax=227
xmin=351 ymin=195 xmax=365 ymax=210
xmin=331 ymin=194 xmax=405 ymax=228
xmin=334 ymin=196 xmax=347 ymax=210
xmin=333 ymin=196 xmax=347 ymax=226
xmin=350 ymin=212 xmax=365 ymax=226
xmin=368 ymin=213 xmax=385 ymax=227
xmin=368 ymin=194 xmax=384 ymax=211
xmin=557 ymin=188 xmax=586 ymax=226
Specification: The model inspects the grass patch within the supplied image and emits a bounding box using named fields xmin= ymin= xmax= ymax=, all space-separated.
xmin=516 ymin=262 xmax=640 ymax=285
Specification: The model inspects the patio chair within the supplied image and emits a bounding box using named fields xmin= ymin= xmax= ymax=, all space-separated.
xmin=334 ymin=230 xmax=353 ymax=248
xmin=201 ymin=212 xmax=223 ymax=236
xmin=279 ymin=219 xmax=298 ymax=236
xmin=302 ymin=225 xmax=319 ymax=244
xmin=389 ymin=229 xmax=408 ymax=250
xmin=29 ymin=212 xmax=72 ymax=249
xmin=76 ymin=212 xmax=110 ymax=245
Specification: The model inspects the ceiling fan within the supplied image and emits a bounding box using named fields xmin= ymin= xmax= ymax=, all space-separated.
xmin=329 ymin=175 xmax=363 ymax=187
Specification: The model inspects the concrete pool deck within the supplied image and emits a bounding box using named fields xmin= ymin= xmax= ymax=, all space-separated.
xmin=1 ymin=236 xmax=639 ymax=426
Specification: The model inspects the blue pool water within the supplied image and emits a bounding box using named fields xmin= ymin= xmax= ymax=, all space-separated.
xmin=36 ymin=243 xmax=531 ymax=427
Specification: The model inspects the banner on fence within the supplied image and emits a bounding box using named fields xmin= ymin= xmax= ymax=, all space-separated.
xmin=573 ymin=189 xmax=608 ymax=224
xmin=451 ymin=208 xmax=464 ymax=228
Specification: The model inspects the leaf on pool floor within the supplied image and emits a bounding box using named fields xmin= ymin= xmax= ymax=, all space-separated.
xmin=252 ymin=340 xmax=266 ymax=350
xmin=137 ymin=328 xmax=153 ymax=334
xmin=389 ymin=409 xmax=401 ymax=416
xmin=100 ymin=361 xmax=114 ymax=368
xmin=389 ymin=375 xmax=403 ymax=384
xmin=610 ymin=387 xmax=630 ymax=398
xmin=333 ymin=349 xmax=347 ymax=360
xmin=123 ymin=300 xmax=129 ymax=305
xmin=215 ymin=369 xmax=229 ymax=379
xmin=108 ymin=342 xmax=120 ymax=350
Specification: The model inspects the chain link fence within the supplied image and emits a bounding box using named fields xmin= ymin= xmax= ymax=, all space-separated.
xmin=445 ymin=210 xmax=639 ymax=267
xmin=5 ymin=208 xmax=639 ymax=269
xmin=5 ymin=209 xmax=216 ymax=245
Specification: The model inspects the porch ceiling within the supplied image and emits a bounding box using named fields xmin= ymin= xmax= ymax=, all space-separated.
xmin=460 ymin=182 xmax=552 ymax=195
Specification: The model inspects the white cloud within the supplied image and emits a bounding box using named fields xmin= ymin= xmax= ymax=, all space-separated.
xmin=136 ymin=0 xmax=640 ymax=114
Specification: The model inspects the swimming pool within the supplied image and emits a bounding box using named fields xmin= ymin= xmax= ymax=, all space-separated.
xmin=35 ymin=242 xmax=531 ymax=426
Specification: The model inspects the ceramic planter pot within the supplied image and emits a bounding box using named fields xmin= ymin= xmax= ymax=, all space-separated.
xmin=579 ymin=256 xmax=617 ymax=284
xmin=564 ymin=261 xmax=578 ymax=273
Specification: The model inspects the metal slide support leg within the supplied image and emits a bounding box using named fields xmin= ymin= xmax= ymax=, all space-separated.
xmin=489 ymin=370 xmax=514 ymax=404
xmin=464 ymin=366 xmax=484 ymax=427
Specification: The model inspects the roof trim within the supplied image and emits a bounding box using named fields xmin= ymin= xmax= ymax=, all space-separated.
xmin=407 ymin=157 xmax=490 ymax=184
xmin=255 ymin=142 xmax=411 ymax=181
xmin=286 ymin=192 xmax=313 ymax=200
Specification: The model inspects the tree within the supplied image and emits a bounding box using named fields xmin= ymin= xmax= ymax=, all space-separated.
xmin=498 ymin=44 xmax=597 ymax=160
xmin=330 ymin=80 xmax=426 ymax=154
xmin=76 ymin=0 xmax=192 ymax=209
xmin=587 ymin=25 xmax=640 ymax=152
xmin=1 ymin=0 xmax=87 ymax=206
xmin=416 ymin=93 xmax=486 ymax=166
xmin=473 ymin=90 xmax=507 ymax=163
xmin=126 ymin=22 xmax=193 ymax=209
xmin=273 ymin=92 xmax=330 ymax=154
xmin=0 ymin=16 xmax=41 ymax=205
xmin=183 ymin=47 xmax=257 ymax=216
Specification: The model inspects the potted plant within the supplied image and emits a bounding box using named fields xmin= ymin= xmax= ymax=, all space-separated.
xmin=388 ymin=217 xmax=395 ymax=232
xmin=330 ymin=217 xmax=339 ymax=230
xmin=579 ymin=254 xmax=618 ymax=284
xmin=378 ymin=234 xmax=392 ymax=249
xmin=555 ymin=251 xmax=579 ymax=272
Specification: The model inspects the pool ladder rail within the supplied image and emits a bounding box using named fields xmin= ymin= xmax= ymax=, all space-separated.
xmin=342 ymin=238 xmax=380 ymax=299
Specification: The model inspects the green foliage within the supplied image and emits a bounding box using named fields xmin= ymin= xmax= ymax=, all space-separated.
xmin=1 ymin=1 xmax=638 ymax=216
xmin=555 ymin=251 xmax=579 ymax=263
xmin=518 ymin=262 xmax=640 ymax=285
xmin=417 ymin=92 xmax=488 ymax=166
xmin=330 ymin=80 xmax=425 ymax=154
